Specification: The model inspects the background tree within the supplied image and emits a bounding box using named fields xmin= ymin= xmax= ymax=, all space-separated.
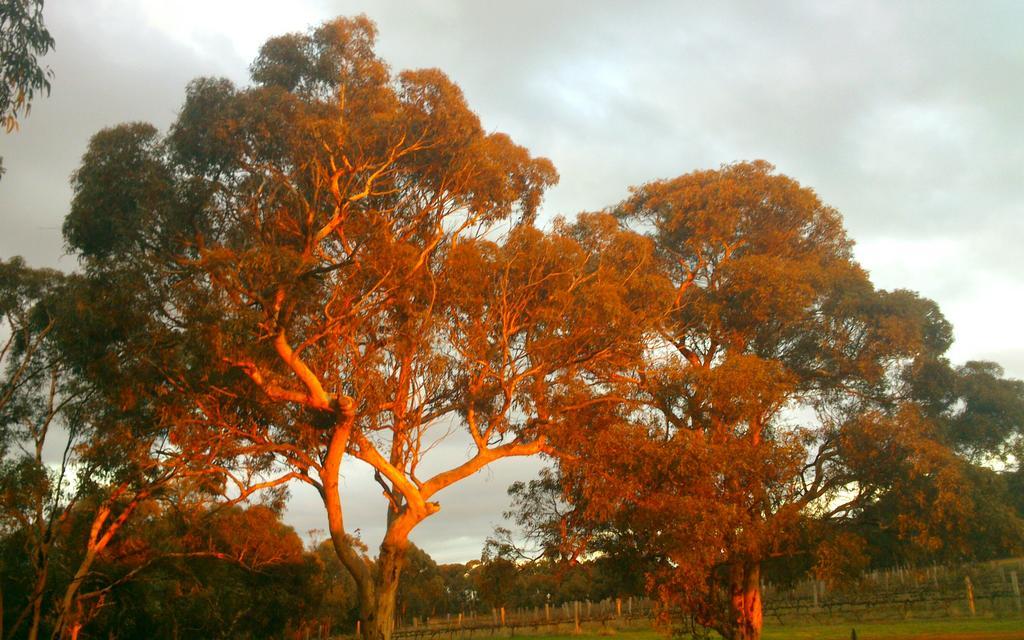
xmin=490 ymin=468 xmax=655 ymax=601
xmin=537 ymin=161 xmax=996 ymax=640
xmin=0 ymin=0 xmax=54 ymax=178
xmin=1 ymin=257 xmax=67 ymax=640
xmin=396 ymin=545 xmax=445 ymax=624
xmin=0 ymin=259 xmax=266 ymax=640
xmin=849 ymin=358 xmax=1024 ymax=567
xmin=472 ymin=557 xmax=519 ymax=613
xmin=77 ymin=503 xmax=321 ymax=640
xmin=436 ymin=563 xmax=476 ymax=616
xmin=308 ymin=537 xmax=361 ymax=632
xmin=0 ymin=0 xmax=52 ymax=130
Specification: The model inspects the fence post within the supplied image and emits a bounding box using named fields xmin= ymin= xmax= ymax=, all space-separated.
xmin=574 ymin=601 xmax=580 ymax=634
xmin=965 ymin=576 xmax=976 ymax=617
xmin=616 ymin=598 xmax=622 ymax=618
xmin=628 ymin=597 xmax=633 ymax=616
xmin=500 ymin=607 xmax=506 ymax=627
xmin=1011 ymin=571 xmax=1022 ymax=613
xmin=545 ymin=603 xmax=550 ymax=622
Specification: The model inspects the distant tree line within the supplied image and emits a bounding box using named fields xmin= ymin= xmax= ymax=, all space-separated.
xmin=0 ymin=475 xmax=641 ymax=640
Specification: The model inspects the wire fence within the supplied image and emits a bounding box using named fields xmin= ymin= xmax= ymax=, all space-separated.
xmin=291 ymin=558 xmax=1024 ymax=640
xmin=393 ymin=598 xmax=657 ymax=640
xmin=763 ymin=557 xmax=1024 ymax=624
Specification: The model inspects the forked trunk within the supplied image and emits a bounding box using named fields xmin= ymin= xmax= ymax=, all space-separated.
xmin=361 ymin=542 xmax=406 ymax=640
xmin=727 ymin=560 xmax=762 ymax=640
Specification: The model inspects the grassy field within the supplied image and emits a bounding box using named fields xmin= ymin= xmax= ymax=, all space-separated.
xmin=759 ymin=618 xmax=1024 ymax=639
xmin=507 ymin=620 xmax=1024 ymax=640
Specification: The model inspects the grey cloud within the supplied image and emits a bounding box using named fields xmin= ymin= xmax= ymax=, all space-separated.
xmin=284 ymin=431 xmax=545 ymax=563
xmin=338 ymin=1 xmax=1023 ymax=275
xmin=0 ymin=1 xmax=250 ymax=268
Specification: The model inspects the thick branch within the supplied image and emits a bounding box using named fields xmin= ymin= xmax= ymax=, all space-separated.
xmin=318 ymin=411 xmax=374 ymax=603
xmin=421 ymin=435 xmax=549 ymax=500
xmin=272 ymin=331 xmax=331 ymax=409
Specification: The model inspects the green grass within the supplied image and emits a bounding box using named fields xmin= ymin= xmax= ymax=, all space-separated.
xmin=511 ymin=620 xmax=1024 ymax=640
xmin=761 ymin=619 xmax=1024 ymax=639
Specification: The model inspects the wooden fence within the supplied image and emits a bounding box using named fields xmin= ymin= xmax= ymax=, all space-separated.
xmin=297 ymin=558 xmax=1024 ymax=639
xmin=392 ymin=598 xmax=656 ymax=640
xmin=762 ymin=558 xmax=1024 ymax=624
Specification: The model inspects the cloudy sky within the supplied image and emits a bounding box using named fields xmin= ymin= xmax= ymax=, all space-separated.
xmin=1 ymin=0 xmax=1021 ymax=563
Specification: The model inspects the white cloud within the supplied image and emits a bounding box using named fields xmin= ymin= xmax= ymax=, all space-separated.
xmin=134 ymin=0 xmax=323 ymax=63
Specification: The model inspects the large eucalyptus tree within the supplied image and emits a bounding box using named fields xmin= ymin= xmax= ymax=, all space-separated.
xmin=63 ymin=17 xmax=656 ymax=640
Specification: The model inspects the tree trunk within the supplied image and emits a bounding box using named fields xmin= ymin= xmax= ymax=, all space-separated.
xmin=361 ymin=542 xmax=407 ymax=640
xmin=318 ymin=418 xmax=408 ymax=640
xmin=28 ymin=594 xmax=43 ymax=640
xmin=51 ymin=494 xmax=142 ymax=640
xmin=727 ymin=561 xmax=762 ymax=640
xmin=23 ymin=560 xmax=49 ymax=640
xmin=52 ymin=546 xmax=99 ymax=639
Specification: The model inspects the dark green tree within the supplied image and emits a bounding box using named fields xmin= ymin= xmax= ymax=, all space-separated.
xmin=396 ymin=545 xmax=445 ymax=624
xmin=472 ymin=557 xmax=520 ymax=611
xmin=80 ymin=503 xmax=322 ymax=640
